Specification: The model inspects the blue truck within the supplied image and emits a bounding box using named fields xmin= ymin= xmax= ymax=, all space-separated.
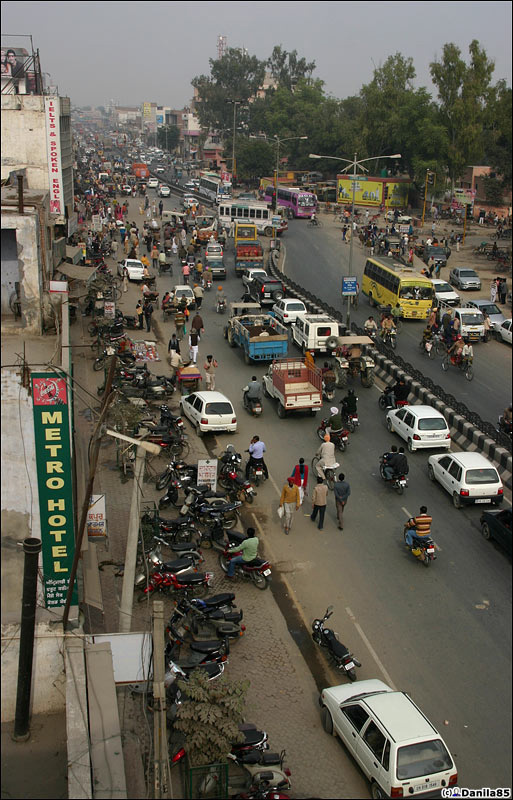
xmin=224 ymin=307 xmax=289 ymax=364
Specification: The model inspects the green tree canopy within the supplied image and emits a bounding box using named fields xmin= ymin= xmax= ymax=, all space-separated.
xmin=267 ymin=45 xmax=316 ymax=91
xmin=157 ymin=125 xmax=180 ymax=152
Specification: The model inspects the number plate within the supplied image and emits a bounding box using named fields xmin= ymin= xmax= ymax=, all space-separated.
xmin=344 ymin=661 xmax=355 ymax=671
xmin=427 ymin=548 xmax=435 ymax=554
xmin=414 ymin=781 xmax=439 ymax=792
xmin=399 ymin=480 xmax=407 ymax=487
xmin=264 ymin=293 xmax=270 ymax=297
xmin=262 ymin=568 xmax=271 ymax=576
xmin=475 ymin=498 xmax=491 ymax=504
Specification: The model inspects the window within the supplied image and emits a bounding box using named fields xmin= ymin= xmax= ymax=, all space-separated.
xmin=448 ymin=462 xmax=462 ymax=481
xmin=341 ymin=704 xmax=369 ymax=733
xmin=465 ymin=468 xmax=500 ymax=485
xmin=383 ymin=740 xmax=391 ymax=771
xmin=205 ymin=402 xmax=233 ymax=415
xmin=363 ymin=721 xmax=387 ymax=761
xmin=438 ymin=456 xmax=452 ymax=471
xmin=404 ymin=413 xmax=415 ymax=428
xmin=395 ymin=409 xmax=406 ymax=421
xmin=317 ymin=327 xmax=332 ymax=337
xmin=396 ymin=739 xmax=453 ymax=780
xmin=418 ymin=418 xmax=448 ymax=431
xmin=193 ymin=397 xmax=203 ymax=412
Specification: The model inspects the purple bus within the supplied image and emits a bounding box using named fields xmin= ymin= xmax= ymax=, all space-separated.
xmin=263 ymin=185 xmax=317 ymax=219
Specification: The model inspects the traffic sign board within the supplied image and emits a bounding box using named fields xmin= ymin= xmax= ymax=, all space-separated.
xmin=348 ymin=176 xmax=368 ymax=182
xmin=342 ymin=276 xmax=358 ymax=296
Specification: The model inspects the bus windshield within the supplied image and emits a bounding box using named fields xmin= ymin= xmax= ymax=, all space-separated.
xmin=399 ymin=285 xmax=433 ymax=300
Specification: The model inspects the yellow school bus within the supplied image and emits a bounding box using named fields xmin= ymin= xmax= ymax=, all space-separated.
xmin=362 ymin=257 xmax=434 ymax=319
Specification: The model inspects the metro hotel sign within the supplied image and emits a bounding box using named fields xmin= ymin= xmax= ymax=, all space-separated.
xmin=31 ymin=375 xmax=76 ymax=609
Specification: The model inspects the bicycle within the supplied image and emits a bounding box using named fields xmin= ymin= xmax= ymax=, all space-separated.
xmin=308 ymin=218 xmax=322 ymax=227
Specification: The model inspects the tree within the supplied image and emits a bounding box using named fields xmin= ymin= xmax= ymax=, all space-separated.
xmin=267 ymin=45 xmax=316 ymax=91
xmin=234 ymin=138 xmax=274 ymax=183
xmin=157 ymin=125 xmax=180 ymax=153
xmin=483 ymin=80 xmax=512 ymax=189
xmin=482 ymin=175 xmax=505 ymax=205
xmin=430 ymin=40 xmax=495 ymax=185
xmin=174 ymin=670 xmax=249 ymax=767
xmin=192 ymin=48 xmax=266 ymax=135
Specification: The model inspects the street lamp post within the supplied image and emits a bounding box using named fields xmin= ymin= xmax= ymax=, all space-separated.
xmin=273 ymin=135 xmax=308 ymax=213
xmin=309 ymin=151 xmax=401 ymax=329
xmin=226 ymin=99 xmax=242 ymax=184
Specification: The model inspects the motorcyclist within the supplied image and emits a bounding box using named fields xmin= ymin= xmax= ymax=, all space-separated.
xmin=245 ymin=435 xmax=269 ymax=480
xmin=315 ymin=434 xmax=337 ymax=479
xmin=243 ymin=376 xmax=262 ymax=410
xmin=388 ymin=378 xmax=408 ymax=408
xmin=380 ymin=314 xmax=396 ymax=340
xmin=327 ymin=406 xmax=344 ymax=436
xmin=226 ymin=527 xmax=259 ymax=578
xmin=321 ymin=361 xmax=336 ymax=393
xmin=216 ymin=286 xmax=227 ymax=312
xmin=364 ymin=316 xmax=378 ymax=336
xmin=404 ymin=506 xmax=432 ymax=548
xmin=504 ymin=405 xmax=512 ymax=427
xmin=341 ymin=388 xmax=358 ymax=419
xmin=383 ymin=445 xmax=408 ymax=480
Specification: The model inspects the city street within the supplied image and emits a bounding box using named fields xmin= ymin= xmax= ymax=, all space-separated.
xmin=107 ymin=188 xmax=512 ymax=791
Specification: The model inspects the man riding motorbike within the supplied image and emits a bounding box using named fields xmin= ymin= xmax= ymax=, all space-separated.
xmin=245 ymin=435 xmax=269 ymax=480
xmin=226 ymin=527 xmax=259 ymax=579
xmin=341 ymin=389 xmax=358 ymax=420
xmin=383 ymin=445 xmax=408 ymax=480
xmin=364 ymin=316 xmax=378 ymax=337
xmin=388 ymin=378 xmax=408 ymax=408
xmin=327 ymin=406 xmax=344 ymax=436
xmin=380 ymin=314 xmax=396 ymax=340
xmin=321 ymin=362 xmax=336 ymax=395
xmin=315 ymin=434 xmax=337 ymax=480
xmin=243 ymin=376 xmax=262 ymax=411
xmin=404 ymin=506 xmax=433 ymax=548
xmin=503 ymin=404 xmax=512 ymax=433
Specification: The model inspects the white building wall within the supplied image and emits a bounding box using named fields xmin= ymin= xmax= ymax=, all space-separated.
xmin=1 ymin=95 xmax=48 ymax=190
xmin=0 ymin=207 xmax=44 ymax=333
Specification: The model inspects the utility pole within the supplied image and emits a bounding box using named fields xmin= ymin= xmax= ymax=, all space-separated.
xmin=152 ymin=600 xmax=171 ymax=798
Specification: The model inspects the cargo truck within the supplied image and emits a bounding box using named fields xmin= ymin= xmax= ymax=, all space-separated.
xmin=225 ymin=312 xmax=288 ymax=364
xmin=262 ymin=358 xmax=323 ymax=418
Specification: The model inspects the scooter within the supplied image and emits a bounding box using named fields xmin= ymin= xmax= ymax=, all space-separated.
xmin=311 ymin=606 xmax=361 ymax=680
xmin=403 ymin=525 xmax=437 ymax=567
xmin=379 ymin=456 xmax=408 ymax=495
xmin=322 ymin=380 xmax=336 ymax=402
xmin=219 ymin=544 xmax=272 ymax=590
xmin=243 ymin=392 xmax=263 ymax=416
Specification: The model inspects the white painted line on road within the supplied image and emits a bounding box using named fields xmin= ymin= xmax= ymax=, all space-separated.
xmin=268 ymin=472 xmax=282 ymax=497
xmin=281 ymin=242 xmax=287 ymax=275
xmin=346 ymin=607 xmax=397 ymax=689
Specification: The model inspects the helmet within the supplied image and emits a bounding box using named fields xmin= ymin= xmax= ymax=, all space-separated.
xmin=218 ymin=286 xmax=223 ymax=291
xmin=457 ymin=335 xmax=462 ymax=340
xmin=330 ymin=407 xmax=338 ymax=415
xmin=348 ymin=389 xmax=355 ymax=396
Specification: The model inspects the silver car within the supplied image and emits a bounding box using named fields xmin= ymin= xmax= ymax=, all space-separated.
xmin=449 ymin=268 xmax=481 ymax=290
xmin=466 ymin=299 xmax=506 ymax=327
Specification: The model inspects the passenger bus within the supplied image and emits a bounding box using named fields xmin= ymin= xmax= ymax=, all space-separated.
xmin=217 ymin=201 xmax=286 ymax=236
xmin=199 ymin=171 xmax=232 ymax=204
xmin=361 ymin=257 xmax=434 ymax=319
xmin=261 ymin=182 xmax=317 ymax=219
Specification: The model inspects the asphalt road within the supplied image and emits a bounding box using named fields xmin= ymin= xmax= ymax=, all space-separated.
xmin=138 ymin=186 xmax=512 ymax=792
xmin=280 ymin=217 xmax=512 ymax=424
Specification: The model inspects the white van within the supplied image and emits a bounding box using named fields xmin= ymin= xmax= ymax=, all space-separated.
xmin=438 ymin=301 xmax=485 ymax=342
xmin=291 ymin=314 xmax=343 ymax=354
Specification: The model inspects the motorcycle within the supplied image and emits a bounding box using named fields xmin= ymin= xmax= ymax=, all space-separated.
xmin=379 ymin=455 xmax=408 ymax=495
xmin=137 ymin=567 xmax=214 ymax=600
xmin=175 ymin=484 xmax=242 ymax=530
xmin=93 ymin=345 xmax=136 ymax=371
xmin=378 ymin=386 xmax=409 ymax=411
xmin=497 ymin=415 xmax=512 ymax=441
xmin=311 ymin=606 xmax=361 ymax=681
xmin=342 ymin=412 xmax=360 ymax=433
xmin=216 ymin=297 xmax=227 ymax=314
xmin=403 ymin=526 xmax=437 ymax=567
xmin=144 ymin=511 xmax=199 ymax=546
xmin=316 ymin=417 xmax=349 ymax=452
xmin=219 ymin=445 xmax=245 ymax=482
xmin=243 ymin=392 xmax=263 ymax=416
xmin=322 ymin=380 xmax=336 ymax=402
xmin=218 ymin=469 xmax=257 ymax=505
xmin=169 ymin=595 xmax=245 ymax=641
xmin=419 ymin=336 xmax=436 ymax=359
xmin=245 ymin=455 xmax=266 ymax=486
xmin=382 ymin=328 xmax=397 ymax=350
xmin=156 ymin=460 xmax=198 ymax=491
xmin=203 ymin=276 xmax=212 ymax=291
xmin=441 ymin=353 xmax=474 ymax=382
xmin=219 ymin=544 xmax=272 ymax=590
xmin=165 ymin=626 xmax=229 ymax=667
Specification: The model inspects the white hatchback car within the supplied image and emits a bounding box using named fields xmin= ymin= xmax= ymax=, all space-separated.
xmin=183 ymin=195 xmax=196 ymax=209
xmin=429 ymin=279 xmax=460 ymax=307
xmin=428 ymin=451 xmax=504 ymax=509
xmin=158 ymin=185 xmax=171 ymax=197
xmin=147 ymin=177 xmax=159 ymax=189
xmin=117 ymin=258 xmax=146 ymax=281
xmin=205 ymin=241 xmax=224 ymax=260
xmin=493 ymin=318 xmax=512 ymax=344
xmin=172 ymin=285 xmax=196 ymax=307
xmin=180 ymin=391 xmax=237 ymax=436
xmin=320 ymin=679 xmax=457 ymax=799
xmin=386 ymin=405 xmax=451 ymax=452
xmin=272 ymin=298 xmax=308 ymax=324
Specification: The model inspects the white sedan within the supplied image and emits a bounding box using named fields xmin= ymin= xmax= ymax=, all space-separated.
xmin=428 ymin=451 xmax=504 ymax=509
xmin=493 ymin=318 xmax=512 ymax=344
xmin=183 ymin=195 xmax=196 ymax=209
xmin=386 ymin=405 xmax=451 ymax=452
xmin=158 ymin=185 xmax=171 ymax=197
xmin=147 ymin=177 xmax=159 ymax=188
xmin=117 ymin=259 xmax=146 ymax=281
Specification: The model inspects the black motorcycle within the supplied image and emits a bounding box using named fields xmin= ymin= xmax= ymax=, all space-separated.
xmin=379 ymin=455 xmax=408 ymax=495
xmin=311 ymin=606 xmax=361 ymax=681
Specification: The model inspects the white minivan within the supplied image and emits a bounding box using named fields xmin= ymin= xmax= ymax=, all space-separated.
xmin=291 ymin=315 xmax=343 ymax=354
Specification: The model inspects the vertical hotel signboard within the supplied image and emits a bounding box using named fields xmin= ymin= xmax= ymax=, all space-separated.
xmin=32 ymin=374 xmax=76 ymax=608
xmin=44 ymin=96 xmax=64 ymax=216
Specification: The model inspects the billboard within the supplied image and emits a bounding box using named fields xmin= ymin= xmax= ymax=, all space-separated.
xmin=337 ymin=178 xmax=382 ymax=206
xmin=31 ymin=374 xmax=77 ymax=609
xmin=45 ymin=96 xmax=65 ymax=215
xmin=0 ymin=45 xmax=37 ymax=93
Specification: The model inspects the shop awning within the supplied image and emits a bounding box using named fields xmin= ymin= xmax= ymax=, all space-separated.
xmin=57 ymin=263 xmax=97 ymax=281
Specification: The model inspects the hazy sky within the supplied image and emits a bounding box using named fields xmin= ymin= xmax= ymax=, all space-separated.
xmin=2 ymin=0 xmax=511 ymax=108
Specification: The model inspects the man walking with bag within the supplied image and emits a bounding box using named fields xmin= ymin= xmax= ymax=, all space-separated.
xmin=279 ymin=477 xmax=300 ymax=535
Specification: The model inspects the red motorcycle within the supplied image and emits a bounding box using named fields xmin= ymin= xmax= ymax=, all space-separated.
xmin=316 ymin=417 xmax=350 ymax=451
xmin=219 ymin=469 xmax=257 ymax=504
xmin=137 ymin=569 xmax=214 ymax=601
xmin=219 ymin=546 xmax=272 ymax=590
